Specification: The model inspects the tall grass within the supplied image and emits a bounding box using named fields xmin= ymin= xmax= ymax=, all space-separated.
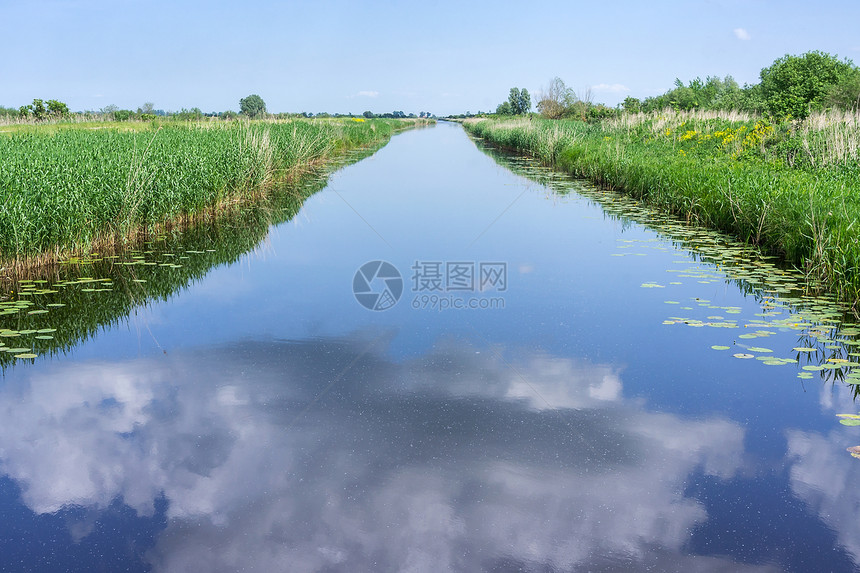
xmin=464 ymin=112 xmax=860 ymax=307
xmin=0 ymin=118 xmax=424 ymax=264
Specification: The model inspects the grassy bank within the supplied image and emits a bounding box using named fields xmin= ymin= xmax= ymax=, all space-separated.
xmin=464 ymin=112 xmax=860 ymax=308
xmin=0 ymin=117 xmax=428 ymax=266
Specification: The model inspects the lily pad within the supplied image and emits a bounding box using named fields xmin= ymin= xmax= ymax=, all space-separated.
xmin=733 ymin=353 xmax=755 ymax=359
xmin=711 ymin=345 xmax=731 ymax=351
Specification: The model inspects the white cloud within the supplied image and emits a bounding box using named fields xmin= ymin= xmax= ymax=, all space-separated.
xmin=591 ymin=83 xmax=631 ymax=94
xmin=786 ymin=429 xmax=860 ymax=563
xmin=734 ymin=28 xmax=751 ymax=41
xmin=0 ymin=337 xmax=749 ymax=571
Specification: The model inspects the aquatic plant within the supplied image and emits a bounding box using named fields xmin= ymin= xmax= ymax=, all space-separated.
xmin=0 ymin=118 xmax=425 ymax=265
xmin=464 ymin=112 xmax=860 ymax=307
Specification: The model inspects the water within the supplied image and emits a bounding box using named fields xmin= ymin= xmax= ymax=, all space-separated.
xmin=1 ymin=121 xmax=860 ymax=572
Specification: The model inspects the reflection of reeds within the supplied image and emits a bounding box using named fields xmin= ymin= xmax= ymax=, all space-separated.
xmin=0 ymin=157 xmax=348 ymax=369
xmin=0 ymin=118 xmax=425 ymax=270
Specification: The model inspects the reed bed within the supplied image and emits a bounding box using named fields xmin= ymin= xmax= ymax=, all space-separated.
xmin=464 ymin=112 xmax=860 ymax=306
xmin=0 ymin=118 xmax=420 ymax=264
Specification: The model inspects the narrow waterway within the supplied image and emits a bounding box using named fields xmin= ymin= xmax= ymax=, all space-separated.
xmin=1 ymin=121 xmax=859 ymax=572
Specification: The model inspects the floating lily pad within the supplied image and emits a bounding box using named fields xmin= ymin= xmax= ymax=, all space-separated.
xmin=13 ymin=353 xmax=37 ymax=359
xmin=711 ymin=345 xmax=731 ymax=350
xmin=733 ymin=353 xmax=754 ymax=359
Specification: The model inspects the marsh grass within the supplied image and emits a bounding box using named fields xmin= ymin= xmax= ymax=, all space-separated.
xmin=465 ymin=112 xmax=860 ymax=308
xmin=0 ymin=118 xmax=425 ymax=270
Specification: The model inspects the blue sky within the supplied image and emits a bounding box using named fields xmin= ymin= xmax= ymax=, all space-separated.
xmin=3 ymin=0 xmax=859 ymax=116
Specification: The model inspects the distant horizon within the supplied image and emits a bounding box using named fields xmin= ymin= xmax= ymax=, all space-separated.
xmin=3 ymin=0 xmax=859 ymax=116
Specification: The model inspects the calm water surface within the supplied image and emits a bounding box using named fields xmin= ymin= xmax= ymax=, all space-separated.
xmin=2 ymin=121 xmax=860 ymax=572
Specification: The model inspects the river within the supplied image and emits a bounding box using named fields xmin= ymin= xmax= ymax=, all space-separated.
xmin=1 ymin=121 xmax=859 ymax=572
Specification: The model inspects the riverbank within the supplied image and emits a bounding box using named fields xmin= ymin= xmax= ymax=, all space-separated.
xmin=463 ymin=112 xmax=860 ymax=309
xmin=0 ymin=117 xmax=430 ymax=271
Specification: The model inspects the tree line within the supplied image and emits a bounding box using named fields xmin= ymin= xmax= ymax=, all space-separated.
xmin=489 ymin=51 xmax=860 ymax=122
xmin=622 ymin=51 xmax=860 ymax=119
xmin=0 ymin=93 xmax=434 ymax=123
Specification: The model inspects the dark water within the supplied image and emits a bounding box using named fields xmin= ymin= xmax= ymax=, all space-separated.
xmin=2 ymin=121 xmax=860 ymax=572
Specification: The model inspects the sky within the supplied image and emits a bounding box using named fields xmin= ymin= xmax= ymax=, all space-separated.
xmin=2 ymin=0 xmax=859 ymax=116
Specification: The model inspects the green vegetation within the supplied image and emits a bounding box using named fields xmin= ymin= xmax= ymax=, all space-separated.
xmin=464 ymin=110 xmax=860 ymax=306
xmin=759 ymin=51 xmax=860 ymax=118
xmin=475 ymin=138 xmax=860 ymax=392
xmin=534 ymin=77 xmax=615 ymax=121
xmin=0 ymin=117 xmax=428 ymax=265
xmin=495 ymin=87 xmax=531 ymax=116
xmin=467 ymin=51 xmax=860 ymax=307
xmin=239 ymin=94 xmax=267 ymax=118
xmin=616 ymin=51 xmax=859 ymax=119
xmin=0 ymin=149 xmax=365 ymax=369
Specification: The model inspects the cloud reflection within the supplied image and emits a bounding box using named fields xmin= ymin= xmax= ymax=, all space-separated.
xmin=0 ymin=333 xmax=752 ymax=571
xmin=786 ymin=385 xmax=860 ymax=565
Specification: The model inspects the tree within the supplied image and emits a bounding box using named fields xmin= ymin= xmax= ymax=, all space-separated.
xmin=537 ymin=77 xmax=576 ymax=118
xmin=508 ymin=87 xmax=531 ymax=115
xmin=759 ymin=51 xmax=857 ymax=119
xmin=363 ymin=110 xmax=375 ymax=118
xmin=239 ymin=94 xmax=267 ymax=118
xmin=30 ymin=99 xmax=46 ymax=120
xmin=827 ymin=68 xmax=860 ymax=111
xmin=621 ymin=96 xmax=641 ymax=113
xmin=496 ymin=101 xmax=513 ymax=115
xmin=46 ymin=99 xmax=69 ymax=116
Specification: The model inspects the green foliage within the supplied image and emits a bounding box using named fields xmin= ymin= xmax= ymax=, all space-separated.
xmin=827 ymin=68 xmax=860 ymax=111
xmin=495 ymin=101 xmax=513 ymax=115
xmin=640 ymin=76 xmax=747 ymax=113
xmin=173 ymin=107 xmax=203 ymax=121
xmin=622 ymin=97 xmax=641 ymax=113
xmin=465 ymin=114 xmax=860 ymax=302
xmin=46 ymin=100 xmax=69 ymax=116
xmin=239 ymin=94 xmax=267 ymax=118
xmin=0 ymin=118 xmax=424 ymax=258
xmin=536 ymin=77 xmax=577 ymax=119
xmin=759 ymin=51 xmax=857 ymax=119
xmin=508 ymin=87 xmax=531 ymax=115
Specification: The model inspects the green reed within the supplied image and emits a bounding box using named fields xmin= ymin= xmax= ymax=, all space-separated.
xmin=0 ymin=118 xmax=421 ymax=261
xmin=464 ymin=113 xmax=860 ymax=307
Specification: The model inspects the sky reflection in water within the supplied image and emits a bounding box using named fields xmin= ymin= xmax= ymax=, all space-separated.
xmin=1 ymin=123 xmax=859 ymax=571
